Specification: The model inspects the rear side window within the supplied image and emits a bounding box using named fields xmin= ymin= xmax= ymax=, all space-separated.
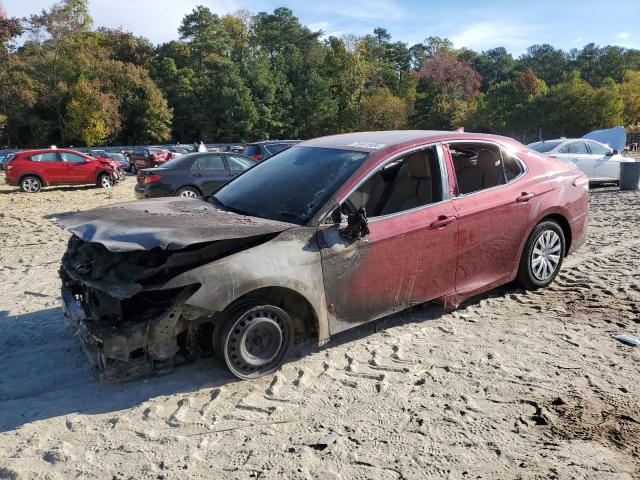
xmin=193 ymin=155 xmax=225 ymax=170
xmin=450 ymin=143 xmax=507 ymax=195
xmin=30 ymin=152 xmax=59 ymax=162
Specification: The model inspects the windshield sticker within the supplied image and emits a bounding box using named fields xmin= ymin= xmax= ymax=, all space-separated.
xmin=347 ymin=142 xmax=386 ymax=150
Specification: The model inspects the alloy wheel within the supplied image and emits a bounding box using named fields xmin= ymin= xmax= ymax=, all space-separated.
xmin=531 ymin=230 xmax=561 ymax=281
xmin=22 ymin=177 xmax=40 ymax=193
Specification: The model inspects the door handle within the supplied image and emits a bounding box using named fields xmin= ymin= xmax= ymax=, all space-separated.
xmin=516 ymin=192 xmax=535 ymax=203
xmin=430 ymin=215 xmax=457 ymax=229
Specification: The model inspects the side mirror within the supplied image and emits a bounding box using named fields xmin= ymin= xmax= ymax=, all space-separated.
xmin=340 ymin=206 xmax=369 ymax=239
xmin=610 ymin=149 xmax=619 ymax=156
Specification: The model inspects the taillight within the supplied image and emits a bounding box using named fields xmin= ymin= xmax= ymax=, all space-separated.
xmin=143 ymin=174 xmax=161 ymax=185
xmin=251 ymin=152 xmax=262 ymax=161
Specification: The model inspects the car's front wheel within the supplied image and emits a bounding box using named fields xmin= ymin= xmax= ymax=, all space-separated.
xmin=215 ymin=301 xmax=294 ymax=379
xmin=517 ymin=220 xmax=565 ymax=289
xmin=176 ymin=186 xmax=201 ymax=198
xmin=98 ymin=173 xmax=114 ymax=188
xmin=21 ymin=176 xmax=42 ymax=193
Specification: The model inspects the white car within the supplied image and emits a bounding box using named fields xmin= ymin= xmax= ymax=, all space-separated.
xmin=528 ymin=134 xmax=632 ymax=183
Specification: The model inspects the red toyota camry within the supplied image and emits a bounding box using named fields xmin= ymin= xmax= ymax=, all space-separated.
xmin=59 ymin=131 xmax=588 ymax=380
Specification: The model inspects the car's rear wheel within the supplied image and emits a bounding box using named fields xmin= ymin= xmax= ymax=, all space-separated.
xmin=21 ymin=176 xmax=42 ymax=193
xmin=176 ymin=186 xmax=201 ymax=198
xmin=517 ymin=220 xmax=565 ymax=290
xmin=215 ymin=301 xmax=294 ymax=379
xmin=98 ymin=173 xmax=114 ymax=188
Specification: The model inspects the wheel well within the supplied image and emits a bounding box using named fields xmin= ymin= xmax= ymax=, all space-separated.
xmin=540 ymin=214 xmax=572 ymax=254
xmin=19 ymin=173 xmax=44 ymax=185
xmin=96 ymin=170 xmax=110 ymax=181
xmin=232 ymin=287 xmax=319 ymax=342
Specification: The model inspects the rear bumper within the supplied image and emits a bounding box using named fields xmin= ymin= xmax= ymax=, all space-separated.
xmin=134 ymin=183 xmax=173 ymax=199
xmin=568 ymin=211 xmax=588 ymax=255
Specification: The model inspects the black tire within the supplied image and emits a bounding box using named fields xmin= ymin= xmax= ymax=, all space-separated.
xmin=215 ymin=301 xmax=294 ymax=379
xmin=517 ymin=220 xmax=565 ymax=290
xmin=97 ymin=173 xmax=114 ymax=188
xmin=176 ymin=186 xmax=201 ymax=198
xmin=21 ymin=175 xmax=42 ymax=193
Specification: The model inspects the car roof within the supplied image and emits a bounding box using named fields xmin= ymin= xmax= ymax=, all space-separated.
xmin=248 ymin=140 xmax=300 ymax=145
xmin=299 ymin=130 xmax=523 ymax=152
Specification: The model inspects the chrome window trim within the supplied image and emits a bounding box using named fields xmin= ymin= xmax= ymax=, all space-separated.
xmin=445 ymin=139 xmax=528 ymax=199
xmin=326 ymin=142 xmax=450 ymax=224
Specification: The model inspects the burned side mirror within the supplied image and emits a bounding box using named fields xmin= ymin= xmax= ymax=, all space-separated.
xmin=340 ymin=206 xmax=370 ymax=240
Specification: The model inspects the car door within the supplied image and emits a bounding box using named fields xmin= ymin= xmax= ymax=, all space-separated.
xmin=59 ymin=151 xmax=93 ymax=183
xmin=29 ymin=152 xmax=65 ymax=183
xmin=317 ymin=144 xmax=459 ymax=334
xmin=447 ymin=142 xmax=540 ymax=295
xmin=561 ymin=141 xmax=594 ymax=178
xmin=586 ymin=140 xmax=618 ymax=181
xmin=190 ymin=154 xmax=230 ymax=194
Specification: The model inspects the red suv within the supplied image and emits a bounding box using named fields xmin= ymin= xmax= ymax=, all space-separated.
xmin=5 ymin=149 xmax=118 ymax=193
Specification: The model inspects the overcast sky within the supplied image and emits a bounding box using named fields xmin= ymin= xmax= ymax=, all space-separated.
xmin=3 ymin=0 xmax=640 ymax=55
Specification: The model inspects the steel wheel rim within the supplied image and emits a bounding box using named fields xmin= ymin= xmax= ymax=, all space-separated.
xmin=179 ymin=189 xmax=198 ymax=198
xmin=227 ymin=310 xmax=285 ymax=374
xmin=23 ymin=178 xmax=39 ymax=192
xmin=531 ymin=230 xmax=561 ymax=281
xmin=101 ymin=176 xmax=113 ymax=188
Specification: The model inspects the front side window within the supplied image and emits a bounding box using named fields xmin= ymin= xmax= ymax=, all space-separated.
xmin=450 ymin=143 xmax=509 ymax=195
xmin=567 ymin=142 xmax=589 ymax=154
xmin=194 ymin=155 xmax=225 ymax=170
xmin=60 ymin=152 xmax=85 ymax=163
xmin=30 ymin=152 xmax=59 ymax=162
xmin=586 ymin=141 xmax=610 ymax=155
xmin=213 ymin=146 xmax=368 ymax=224
xmin=344 ymin=146 xmax=442 ymax=218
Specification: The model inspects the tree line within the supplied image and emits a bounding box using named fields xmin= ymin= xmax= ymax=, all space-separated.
xmin=1 ymin=0 xmax=640 ymax=148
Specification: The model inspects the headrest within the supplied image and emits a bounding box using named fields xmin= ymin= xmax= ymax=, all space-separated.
xmin=405 ymin=151 xmax=431 ymax=178
xmin=477 ymin=149 xmax=501 ymax=170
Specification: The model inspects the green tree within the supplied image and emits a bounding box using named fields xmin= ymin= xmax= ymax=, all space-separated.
xmin=619 ymin=70 xmax=640 ymax=125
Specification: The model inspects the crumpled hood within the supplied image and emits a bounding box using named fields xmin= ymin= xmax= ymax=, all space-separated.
xmin=56 ymin=197 xmax=296 ymax=252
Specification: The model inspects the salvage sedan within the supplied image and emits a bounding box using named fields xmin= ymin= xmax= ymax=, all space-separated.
xmin=58 ymin=131 xmax=588 ymax=380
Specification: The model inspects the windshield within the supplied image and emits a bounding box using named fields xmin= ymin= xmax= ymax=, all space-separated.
xmin=528 ymin=140 xmax=562 ymax=153
xmin=213 ymin=146 xmax=369 ymax=224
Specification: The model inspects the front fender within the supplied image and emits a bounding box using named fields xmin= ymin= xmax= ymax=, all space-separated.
xmin=162 ymin=227 xmax=329 ymax=342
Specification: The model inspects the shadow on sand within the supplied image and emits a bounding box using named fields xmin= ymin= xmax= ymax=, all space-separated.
xmin=0 ymin=285 xmax=516 ymax=432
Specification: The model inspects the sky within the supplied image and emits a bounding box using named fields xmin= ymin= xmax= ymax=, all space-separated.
xmin=3 ymin=0 xmax=640 ymax=55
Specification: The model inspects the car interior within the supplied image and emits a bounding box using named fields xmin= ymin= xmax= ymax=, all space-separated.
xmin=344 ymin=146 xmax=443 ymax=217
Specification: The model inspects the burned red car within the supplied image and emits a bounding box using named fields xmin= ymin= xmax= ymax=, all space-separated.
xmin=58 ymin=131 xmax=588 ymax=380
xmin=128 ymin=147 xmax=173 ymax=173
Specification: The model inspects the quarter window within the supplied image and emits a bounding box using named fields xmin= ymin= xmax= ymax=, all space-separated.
xmin=30 ymin=152 xmax=59 ymax=162
xmin=344 ymin=146 xmax=442 ymax=218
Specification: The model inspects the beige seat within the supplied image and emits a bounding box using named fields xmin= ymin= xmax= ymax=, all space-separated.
xmin=477 ymin=149 xmax=504 ymax=189
xmin=380 ymin=151 xmax=433 ymax=215
xmin=348 ymin=171 xmax=386 ymax=216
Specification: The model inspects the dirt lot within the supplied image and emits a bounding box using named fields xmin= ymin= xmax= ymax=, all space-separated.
xmin=0 ymin=175 xmax=638 ymax=479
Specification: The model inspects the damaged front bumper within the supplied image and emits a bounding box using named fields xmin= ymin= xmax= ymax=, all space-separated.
xmin=61 ymin=282 xmax=199 ymax=380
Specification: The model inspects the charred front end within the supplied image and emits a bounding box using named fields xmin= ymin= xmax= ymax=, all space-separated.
xmin=59 ymin=233 xmax=274 ymax=380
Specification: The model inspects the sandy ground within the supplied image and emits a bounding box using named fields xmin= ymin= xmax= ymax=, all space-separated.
xmin=0 ymin=174 xmax=638 ymax=480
